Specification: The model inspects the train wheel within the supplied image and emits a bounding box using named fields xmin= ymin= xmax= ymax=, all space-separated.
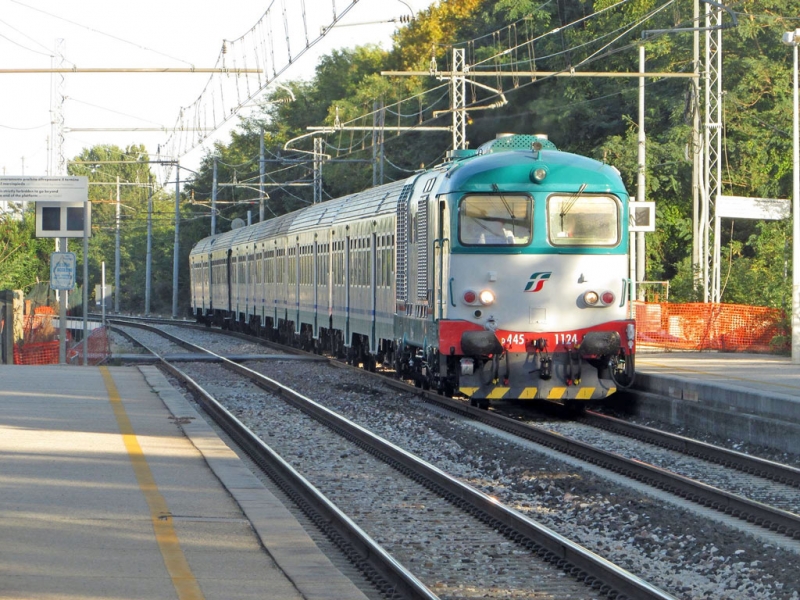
xmin=564 ymin=400 xmax=586 ymax=416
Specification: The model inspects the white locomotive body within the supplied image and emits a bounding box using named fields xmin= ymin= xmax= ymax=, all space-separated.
xmin=190 ymin=134 xmax=635 ymax=407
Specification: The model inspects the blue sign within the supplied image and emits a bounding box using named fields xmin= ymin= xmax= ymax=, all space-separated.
xmin=50 ymin=252 xmax=76 ymax=290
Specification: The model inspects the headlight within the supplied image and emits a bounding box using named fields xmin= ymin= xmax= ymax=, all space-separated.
xmin=530 ymin=167 xmax=548 ymax=182
xmin=583 ymin=290 xmax=615 ymax=307
xmin=479 ymin=290 xmax=495 ymax=305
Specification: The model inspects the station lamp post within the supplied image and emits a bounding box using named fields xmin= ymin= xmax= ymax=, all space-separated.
xmin=782 ymin=29 xmax=800 ymax=363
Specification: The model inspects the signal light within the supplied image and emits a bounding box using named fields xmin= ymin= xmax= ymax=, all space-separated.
xmin=463 ymin=289 xmax=495 ymax=306
xmin=399 ymin=14 xmax=414 ymax=23
xmin=583 ymin=290 xmax=615 ymax=307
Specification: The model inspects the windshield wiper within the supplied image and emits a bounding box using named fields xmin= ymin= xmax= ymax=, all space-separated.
xmin=560 ymin=182 xmax=587 ymax=231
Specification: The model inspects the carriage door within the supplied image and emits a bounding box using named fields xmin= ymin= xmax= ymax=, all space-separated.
xmin=226 ymin=248 xmax=233 ymax=313
xmin=370 ymin=230 xmax=377 ymax=352
xmin=434 ymin=196 xmax=450 ymax=320
xmin=313 ymin=238 xmax=319 ymax=337
xmin=345 ymin=229 xmax=351 ymax=344
xmin=205 ymin=253 xmax=212 ymax=312
xmin=294 ymin=240 xmax=301 ymax=334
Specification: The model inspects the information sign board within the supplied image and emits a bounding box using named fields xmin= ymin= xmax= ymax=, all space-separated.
xmin=628 ymin=201 xmax=656 ymax=232
xmin=0 ymin=176 xmax=88 ymax=202
xmin=50 ymin=252 xmax=76 ymax=291
xmin=35 ymin=201 xmax=91 ymax=238
xmin=717 ymin=195 xmax=790 ymax=220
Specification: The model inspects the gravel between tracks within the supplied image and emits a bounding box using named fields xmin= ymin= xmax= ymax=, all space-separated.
xmin=236 ymin=359 xmax=800 ymax=600
xmin=113 ymin=327 xmax=800 ymax=599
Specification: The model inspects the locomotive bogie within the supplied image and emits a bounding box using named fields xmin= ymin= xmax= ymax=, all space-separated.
xmin=189 ymin=133 xmax=636 ymax=407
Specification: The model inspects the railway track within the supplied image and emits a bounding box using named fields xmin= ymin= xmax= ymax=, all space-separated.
xmin=110 ymin=319 xmax=800 ymax=597
xmin=112 ymin=319 xmax=800 ymax=542
xmin=454 ymin=406 xmax=800 ymax=541
xmin=580 ymin=411 xmax=800 ymax=487
xmin=115 ymin=322 xmax=676 ymax=600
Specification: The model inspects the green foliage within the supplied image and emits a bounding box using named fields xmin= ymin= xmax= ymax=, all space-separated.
xmin=22 ymin=0 xmax=799 ymax=316
xmin=0 ymin=210 xmax=53 ymax=291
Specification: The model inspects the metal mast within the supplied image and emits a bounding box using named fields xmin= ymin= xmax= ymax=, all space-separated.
xmin=314 ymin=137 xmax=324 ymax=204
xmin=52 ymin=39 xmax=67 ymax=177
xmin=452 ymin=48 xmax=468 ymax=150
xmin=704 ymin=4 xmax=724 ymax=302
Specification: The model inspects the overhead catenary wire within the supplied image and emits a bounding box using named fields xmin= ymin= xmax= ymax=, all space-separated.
xmin=158 ymin=0 xmax=362 ymax=165
xmin=186 ymin=0 xmax=699 ymax=215
xmin=9 ymin=0 xmax=191 ymax=66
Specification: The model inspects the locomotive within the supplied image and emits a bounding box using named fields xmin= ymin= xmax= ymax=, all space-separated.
xmin=189 ymin=133 xmax=636 ymax=408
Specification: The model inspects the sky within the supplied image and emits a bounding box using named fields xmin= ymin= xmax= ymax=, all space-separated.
xmin=0 ymin=0 xmax=437 ymax=181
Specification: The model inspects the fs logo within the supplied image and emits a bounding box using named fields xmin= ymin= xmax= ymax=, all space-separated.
xmin=524 ymin=271 xmax=552 ymax=293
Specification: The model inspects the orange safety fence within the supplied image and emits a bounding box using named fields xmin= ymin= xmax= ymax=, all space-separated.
xmin=13 ymin=340 xmax=61 ymax=365
xmin=635 ymin=301 xmax=788 ymax=353
xmin=12 ymin=309 xmax=67 ymax=365
xmin=67 ymin=326 xmax=111 ymax=366
xmin=10 ymin=307 xmax=111 ymax=365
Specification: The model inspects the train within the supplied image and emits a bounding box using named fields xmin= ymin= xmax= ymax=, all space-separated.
xmin=189 ymin=133 xmax=636 ymax=408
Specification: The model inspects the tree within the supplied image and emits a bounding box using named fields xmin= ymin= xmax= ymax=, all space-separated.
xmin=0 ymin=209 xmax=52 ymax=292
xmin=178 ymin=0 xmax=800 ymax=312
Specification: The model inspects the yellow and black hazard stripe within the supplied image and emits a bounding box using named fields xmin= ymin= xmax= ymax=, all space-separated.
xmin=459 ymin=385 xmax=617 ymax=402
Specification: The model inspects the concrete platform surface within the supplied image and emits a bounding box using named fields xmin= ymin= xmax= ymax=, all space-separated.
xmin=631 ymin=352 xmax=800 ymax=452
xmin=636 ymin=352 xmax=800 ymax=401
xmin=0 ymin=364 xmax=368 ymax=600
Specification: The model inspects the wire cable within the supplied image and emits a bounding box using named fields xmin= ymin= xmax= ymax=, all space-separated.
xmin=10 ymin=0 xmax=195 ymax=66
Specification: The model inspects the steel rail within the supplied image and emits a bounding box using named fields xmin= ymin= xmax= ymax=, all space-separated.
xmin=409 ymin=389 xmax=800 ymax=541
xmin=118 ymin=326 xmax=438 ymax=600
xmin=146 ymin=327 xmax=677 ymax=600
xmin=113 ymin=318 xmax=800 ymax=541
xmin=583 ymin=411 xmax=800 ymax=488
xmin=106 ymin=316 xmax=305 ymax=355
xmin=170 ymin=364 xmax=439 ymax=600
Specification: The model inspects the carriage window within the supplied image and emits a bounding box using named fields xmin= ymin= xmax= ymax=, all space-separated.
xmin=459 ymin=194 xmax=532 ymax=246
xmin=547 ymin=194 xmax=620 ymax=246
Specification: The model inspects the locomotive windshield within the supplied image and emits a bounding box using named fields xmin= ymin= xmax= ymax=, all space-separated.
xmin=458 ymin=194 xmax=532 ymax=246
xmin=547 ymin=194 xmax=620 ymax=246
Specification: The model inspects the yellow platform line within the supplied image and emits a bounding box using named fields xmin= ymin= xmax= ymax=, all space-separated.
xmin=100 ymin=366 xmax=205 ymax=600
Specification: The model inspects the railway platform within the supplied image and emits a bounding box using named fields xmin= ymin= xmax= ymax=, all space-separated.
xmin=629 ymin=352 xmax=800 ymax=453
xmin=0 ymin=364 xmax=369 ymax=600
